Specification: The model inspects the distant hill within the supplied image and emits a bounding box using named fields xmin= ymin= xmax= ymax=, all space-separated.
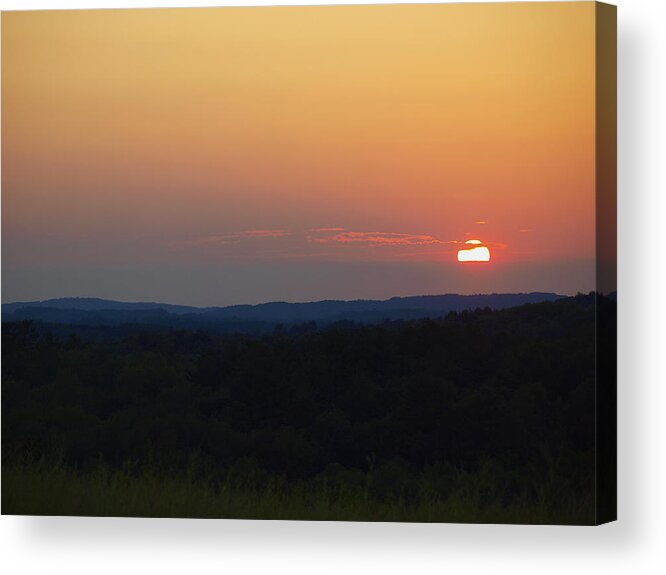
xmin=1 ymin=297 xmax=199 ymax=316
xmin=2 ymin=293 xmax=566 ymax=331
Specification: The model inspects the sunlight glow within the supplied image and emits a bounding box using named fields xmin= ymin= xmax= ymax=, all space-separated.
xmin=457 ymin=245 xmax=491 ymax=262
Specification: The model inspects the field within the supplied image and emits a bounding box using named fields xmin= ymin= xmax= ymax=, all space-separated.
xmin=2 ymin=455 xmax=592 ymax=524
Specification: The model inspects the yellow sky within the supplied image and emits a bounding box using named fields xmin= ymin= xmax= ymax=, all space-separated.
xmin=2 ymin=3 xmax=598 ymax=304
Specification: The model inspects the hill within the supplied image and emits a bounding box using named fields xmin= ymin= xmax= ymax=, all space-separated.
xmin=2 ymin=292 xmax=565 ymax=331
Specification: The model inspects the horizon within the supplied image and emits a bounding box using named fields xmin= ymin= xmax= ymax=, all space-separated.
xmin=3 ymin=288 xmax=600 ymax=311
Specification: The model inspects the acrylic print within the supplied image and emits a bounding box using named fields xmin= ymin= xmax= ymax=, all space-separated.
xmin=1 ymin=2 xmax=617 ymax=524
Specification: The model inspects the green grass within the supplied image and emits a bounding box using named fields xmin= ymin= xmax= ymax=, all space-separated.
xmin=1 ymin=457 xmax=594 ymax=524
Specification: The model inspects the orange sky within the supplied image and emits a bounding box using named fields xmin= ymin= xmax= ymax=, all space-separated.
xmin=2 ymin=3 xmax=599 ymax=305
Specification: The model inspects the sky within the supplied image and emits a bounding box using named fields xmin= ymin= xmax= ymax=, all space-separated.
xmin=2 ymin=2 xmax=600 ymax=306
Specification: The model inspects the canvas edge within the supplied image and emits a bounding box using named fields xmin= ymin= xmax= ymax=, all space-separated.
xmin=594 ymin=0 xmax=617 ymax=526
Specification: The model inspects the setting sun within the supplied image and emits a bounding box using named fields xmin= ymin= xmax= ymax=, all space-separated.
xmin=457 ymin=240 xmax=491 ymax=262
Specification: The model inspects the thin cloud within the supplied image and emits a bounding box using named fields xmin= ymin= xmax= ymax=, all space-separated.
xmin=308 ymin=228 xmax=457 ymax=247
xmin=173 ymin=227 xmax=468 ymax=260
xmin=484 ymin=240 xmax=508 ymax=250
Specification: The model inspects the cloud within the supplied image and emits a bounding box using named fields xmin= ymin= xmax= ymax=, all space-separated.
xmin=476 ymin=240 xmax=508 ymax=250
xmin=459 ymin=238 xmax=508 ymax=250
xmin=172 ymin=227 xmax=467 ymax=262
xmin=308 ymin=228 xmax=456 ymax=247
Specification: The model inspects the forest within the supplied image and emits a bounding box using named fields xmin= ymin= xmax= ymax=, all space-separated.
xmin=1 ymin=294 xmax=616 ymax=524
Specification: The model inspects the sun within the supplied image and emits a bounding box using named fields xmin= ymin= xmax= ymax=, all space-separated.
xmin=457 ymin=239 xmax=491 ymax=262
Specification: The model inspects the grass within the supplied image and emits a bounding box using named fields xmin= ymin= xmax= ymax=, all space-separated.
xmin=1 ymin=456 xmax=594 ymax=525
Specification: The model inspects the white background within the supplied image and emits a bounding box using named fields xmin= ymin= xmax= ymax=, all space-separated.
xmin=1 ymin=1 xmax=664 ymax=574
